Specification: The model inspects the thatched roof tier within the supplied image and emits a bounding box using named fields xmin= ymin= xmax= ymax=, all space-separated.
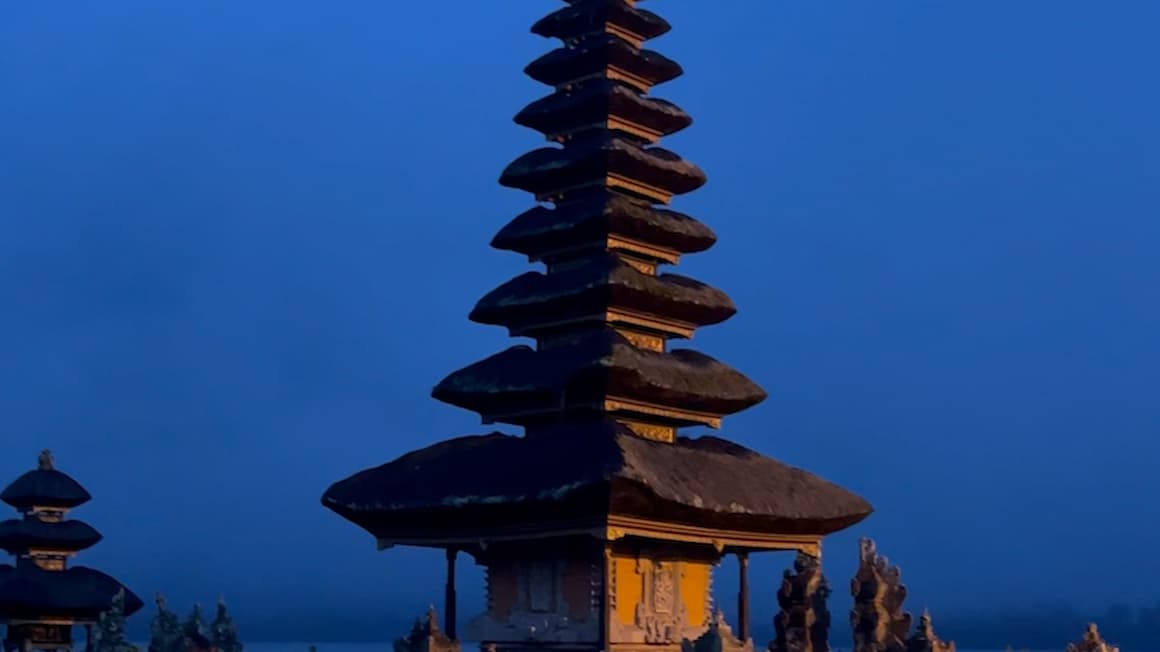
xmin=492 ymin=190 xmax=716 ymax=260
xmin=1 ymin=454 xmax=91 ymax=511
xmin=500 ymin=133 xmax=706 ymax=201
xmin=525 ymin=34 xmax=682 ymax=91
xmin=321 ymin=419 xmax=872 ymax=544
xmin=532 ymin=0 xmax=672 ymax=44
xmin=0 ymin=519 xmax=102 ymax=555
xmin=432 ymin=329 xmax=766 ymax=425
xmin=0 ymin=564 xmax=143 ymax=621
xmin=515 ymin=80 xmax=692 ymax=141
xmin=470 ymin=253 xmax=735 ymax=335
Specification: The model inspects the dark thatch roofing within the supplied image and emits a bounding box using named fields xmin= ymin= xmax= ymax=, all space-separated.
xmin=525 ymin=34 xmax=682 ymax=89
xmin=532 ymin=0 xmax=672 ymax=43
xmin=321 ymin=419 xmax=872 ymax=539
xmin=432 ymin=329 xmax=766 ymax=423
xmin=470 ymin=252 xmax=735 ymax=334
xmin=492 ymin=190 xmax=716 ymax=258
xmin=1 ymin=468 xmax=91 ymax=510
xmin=0 ymin=519 xmax=103 ymax=554
xmin=515 ymin=80 xmax=692 ymax=139
xmin=0 ymin=564 xmax=143 ymax=620
xmin=501 ymin=134 xmax=706 ymax=199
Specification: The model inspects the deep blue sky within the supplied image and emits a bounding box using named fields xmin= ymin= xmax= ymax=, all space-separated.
xmin=2 ymin=0 xmax=1158 ymax=639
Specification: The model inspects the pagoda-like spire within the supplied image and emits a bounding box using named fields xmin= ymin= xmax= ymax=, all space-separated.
xmin=0 ymin=450 xmax=143 ymax=635
xmin=434 ymin=0 xmax=766 ymax=442
xmin=0 ymin=449 xmax=102 ymax=564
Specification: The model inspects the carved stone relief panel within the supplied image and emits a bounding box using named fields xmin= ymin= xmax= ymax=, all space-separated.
xmin=467 ymin=556 xmax=598 ymax=644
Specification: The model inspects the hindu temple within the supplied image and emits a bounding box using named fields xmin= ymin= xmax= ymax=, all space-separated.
xmin=0 ymin=451 xmax=143 ymax=652
xmin=322 ymin=3 xmax=873 ymax=652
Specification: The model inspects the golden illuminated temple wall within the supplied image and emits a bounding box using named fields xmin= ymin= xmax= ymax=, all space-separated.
xmin=467 ymin=546 xmax=719 ymax=648
xmin=609 ymin=551 xmax=714 ymax=645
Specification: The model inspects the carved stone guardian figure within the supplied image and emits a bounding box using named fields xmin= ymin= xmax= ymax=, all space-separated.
xmin=771 ymin=552 xmax=831 ymax=652
xmin=682 ymin=610 xmax=752 ymax=652
xmin=1065 ymin=624 xmax=1119 ymax=652
xmin=394 ymin=607 xmax=460 ymax=652
xmin=905 ymin=610 xmax=954 ymax=652
xmin=849 ymin=539 xmax=910 ymax=652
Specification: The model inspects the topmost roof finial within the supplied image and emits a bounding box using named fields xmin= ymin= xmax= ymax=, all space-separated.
xmin=38 ymin=449 xmax=54 ymax=471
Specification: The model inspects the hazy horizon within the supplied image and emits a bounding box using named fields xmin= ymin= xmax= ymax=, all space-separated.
xmin=1 ymin=0 xmax=1158 ymax=638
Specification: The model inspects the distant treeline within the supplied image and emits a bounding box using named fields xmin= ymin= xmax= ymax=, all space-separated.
xmin=911 ymin=603 xmax=1160 ymax=650
xmin=129 ymin=602 xmax=1160 ymax=649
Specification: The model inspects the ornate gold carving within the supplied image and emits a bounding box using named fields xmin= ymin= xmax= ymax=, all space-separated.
xmin=606 ymin=234 xmax=681 ymax=265
xmin=850 ymin=538 xmax=910 ymax=652
xmin=605 ymin=24 xmax=646 ymax=50
xmin=606 ymin=67 xmax=655 ymax=94
xmin=536 ymin=173 xmax=672 ymax=205
xmin=906 ymin=610 xmax=956 ymax=652
xmin=636 ymin=561 xmax=688 ymax=643
xmin=621 ymin=420 xmax=675 ymax=443
xmin=606 ymin=115 xmax=662 ymax=142
xmin=604 ymin=547 xmax=616 ymax=612
xmin=771 ymin=552 xmax=830 ymax=652
xmin=604 ymin=397 xmax=722 ymax=429
xmin=606 ymin=308 xmax=695 ymax=339
xmin=617 ymin=329 xmax=666 ymax=352
xmin=620 ymin=256 xmax=657 ymax=276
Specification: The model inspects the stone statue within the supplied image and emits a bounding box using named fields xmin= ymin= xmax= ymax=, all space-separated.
xmin=210 ymin=597 xmax=242 ymax=652
xmin=905 ymin=610 xmax=954 ymax=652
xmin=1065 ymin=624 xmax=1119 ymax=652
xmin=394 ymin=607 xmax=460 ymax=652
xmin=93 ymin=590 xmax=139 ymax=652
xmin=682 ymin=609 xmax=751 ymax=652
xmin=771 ymin=552 xmax=831 ymax=652
xmin=149 ymin=594 xmax=183 ymax=652
xmin=849 ymin=539 xmax=910 ymax=652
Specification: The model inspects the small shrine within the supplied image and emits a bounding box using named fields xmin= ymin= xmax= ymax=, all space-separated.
xmin=322 ymin=3 xmax=872 ymax=652
xmin=0 ymin=451 xmax=143 ymax=652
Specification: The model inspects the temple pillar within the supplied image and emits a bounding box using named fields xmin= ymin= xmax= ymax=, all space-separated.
xmin=600 ymin=544 xmax=612 ymax=652
xmin=738 ymin=552 xmax=750 ymax=642
xmin=445 ymin=549 xmax=458 ymax=640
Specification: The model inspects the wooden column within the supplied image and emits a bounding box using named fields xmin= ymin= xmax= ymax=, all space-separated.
xmin=600 ymin=544 xmax=613 ymax=651
xmin=445 ymin=548 xmax=458 ymax=640
xmin=738 ymin=552 xmax=751 ymax=642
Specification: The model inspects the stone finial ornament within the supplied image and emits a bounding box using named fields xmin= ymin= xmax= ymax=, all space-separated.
xmin=849 ymin=538 xmax=911 ymax=652
xmin=394 ymin=606 xmax=460 ymax=652
xmin=682 ymin=609 xmax=752 ymax=652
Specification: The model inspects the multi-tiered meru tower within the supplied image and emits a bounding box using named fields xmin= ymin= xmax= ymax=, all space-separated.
xmin=323 ymin=3 xmax=872 ymax=652
xmin=0 ymin=451 xmax=143 ymax=652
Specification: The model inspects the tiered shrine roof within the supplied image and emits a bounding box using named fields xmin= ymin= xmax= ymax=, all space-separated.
xmin=0 ymin=451 xmax=143 ymax=624
xmin=322 ymin=0 xmax=872 ymax=548
xmin=324 ymin=419 xmax=872 ymax=545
